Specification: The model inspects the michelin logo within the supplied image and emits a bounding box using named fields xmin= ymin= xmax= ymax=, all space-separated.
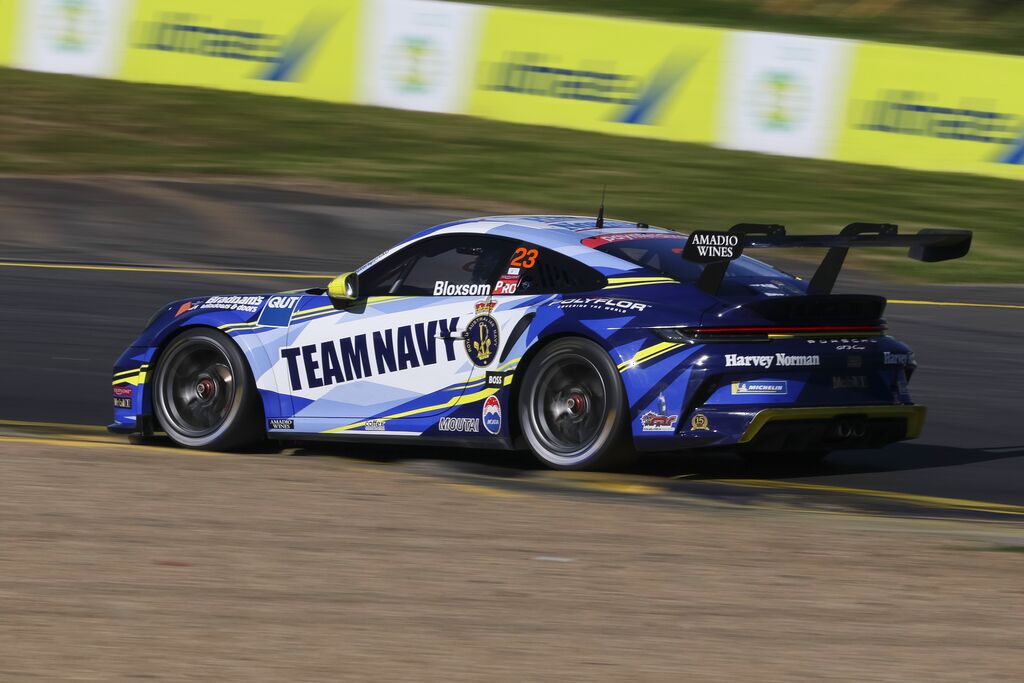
xmin=725 ymin=354 xmax=820 ymax=368
xmin=731 ymin=381 xmax=787 ymax=395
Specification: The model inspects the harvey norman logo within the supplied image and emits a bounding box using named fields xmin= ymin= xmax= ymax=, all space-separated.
xmin=725 ymin=354 xmax=820 ymax=368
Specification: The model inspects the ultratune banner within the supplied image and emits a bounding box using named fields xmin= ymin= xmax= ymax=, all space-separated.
xmin=835 ymin=42 xmax=1024 ymax=180
xmin=119 ymin=0 xmax=361 ymax=102
xmin=467 ymin=7 xmax=725 ymax=144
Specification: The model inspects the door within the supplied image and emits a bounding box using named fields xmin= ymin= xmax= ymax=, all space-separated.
xmin=280 ymin=234 xmax=516 ymax=419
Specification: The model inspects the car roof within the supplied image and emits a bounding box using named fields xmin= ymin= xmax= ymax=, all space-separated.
xmin=384 ymin=215 xmax=684 ymax=276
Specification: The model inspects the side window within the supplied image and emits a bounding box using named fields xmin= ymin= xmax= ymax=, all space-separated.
xmin=360 ymin=254 xmax=414 ymax=297
xmin=492 ymin=244 xmax=605 ymax=295
xmin=392 ymin=235 xmax=515 ymax=296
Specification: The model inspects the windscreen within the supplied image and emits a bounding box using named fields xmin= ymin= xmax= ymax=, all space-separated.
xmin=584 ymin=233 xmax=792 ymax=285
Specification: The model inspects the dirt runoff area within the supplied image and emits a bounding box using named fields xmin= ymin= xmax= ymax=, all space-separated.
xmin=1 ymin=442 xmax=1022 ymax=682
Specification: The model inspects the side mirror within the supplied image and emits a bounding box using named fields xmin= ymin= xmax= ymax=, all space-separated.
xmin=327 ymin=272 xmax=359 ymax=304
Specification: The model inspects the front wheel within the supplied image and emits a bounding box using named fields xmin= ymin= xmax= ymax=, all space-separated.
xmin=518 ymin=337 xmax=634 ymax=470
xmin=152 ymin=328 xmax=262 ymax=450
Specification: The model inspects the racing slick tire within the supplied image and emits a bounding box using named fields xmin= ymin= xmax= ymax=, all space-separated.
xmin=518 ymin=337 xmax=635 ymax=471
xmin=152 ymin=328 xmax=263 ymax=450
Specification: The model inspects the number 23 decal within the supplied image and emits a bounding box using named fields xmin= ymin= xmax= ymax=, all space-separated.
xmin=510 ymin=247 xmax=538 ymax=269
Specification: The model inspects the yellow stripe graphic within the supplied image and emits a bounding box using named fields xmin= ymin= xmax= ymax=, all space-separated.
xmin=616 ymin=341 xmax=684 ymax=371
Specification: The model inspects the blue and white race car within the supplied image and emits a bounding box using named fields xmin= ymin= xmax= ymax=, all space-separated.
xmin=110 ymin=215 xmax=970 ymax=470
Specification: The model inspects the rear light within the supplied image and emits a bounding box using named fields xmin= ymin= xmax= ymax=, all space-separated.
xmin=655 ymin=324 xmax=886 ymax=343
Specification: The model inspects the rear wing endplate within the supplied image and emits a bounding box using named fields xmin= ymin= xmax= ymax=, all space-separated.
xmin=682 ymin=223 xmax=972 ymax=296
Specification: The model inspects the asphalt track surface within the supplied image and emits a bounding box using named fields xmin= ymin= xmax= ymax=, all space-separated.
xmin=1 ymin=177 xmax=1022 ymax=514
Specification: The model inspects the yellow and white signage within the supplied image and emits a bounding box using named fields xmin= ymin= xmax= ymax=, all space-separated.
xmin=468 ymin=8 xmax=725 ymax=143
xmin=717 ymin=31 xmax=853 ymax=158
xmin=836 ymin=42 xmax=1024 ymax=180
xmin=358 ymin=0 xmax=483 ymax=114
xmin=0 ymin=0 xmax=18 ymax=66
xmin=14 ymin=0 xmax=131 ymax=77
xmin=120 ymin=0 xmax=361 ymax=102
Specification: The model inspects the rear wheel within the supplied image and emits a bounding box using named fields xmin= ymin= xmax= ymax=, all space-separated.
xmin=518 ymin=337 xmax=634 ymax=470
xmin=152 ymin=328 xmax=262 ymax=450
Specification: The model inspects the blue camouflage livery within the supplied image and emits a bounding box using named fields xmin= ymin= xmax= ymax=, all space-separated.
xmin=111 ymin=215 xmax=927 ymax=453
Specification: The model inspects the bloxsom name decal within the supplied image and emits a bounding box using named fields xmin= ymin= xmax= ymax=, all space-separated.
xmin=280 ymin=317 xmax=460 ymax=391
xmin=434 ymin=281 xmax=491 ymax=296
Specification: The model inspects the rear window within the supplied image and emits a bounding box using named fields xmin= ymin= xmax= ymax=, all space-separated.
xmin=584 ymin=234 xmax=789 ymax=284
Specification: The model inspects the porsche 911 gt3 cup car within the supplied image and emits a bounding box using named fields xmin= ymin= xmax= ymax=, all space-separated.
xmin=110 ymin=215 xmax=970 ymax=470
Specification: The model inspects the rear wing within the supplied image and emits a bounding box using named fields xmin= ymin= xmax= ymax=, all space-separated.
xmin=682 ymin=223 xmax=972 ymax=296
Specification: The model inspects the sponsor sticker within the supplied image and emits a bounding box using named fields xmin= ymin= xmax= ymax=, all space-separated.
xmin=464 ymin=315 xmax=499 ymax=367
xmin=492 ymin=274 xmax=520 ymax=295
xmin=581 ymin=232 xmax=680 ymax=247
xmin=725 ymin=353 xmax=820 ymax=368
xmin=475 ymin=300 xmax=496 ymax=315
xmin=690 ymin=413 xmax=710 ymax=431
xmin=641 ymin=411 xmax=678 ymax=432
xmin=113 ymin=397 xmax=132 ymax=409
xmin=434 ymin=281 xmax=491 ymax=296
xmin=365 ymin=419 xmax=386 ymax=432
xmin=200 ymin=295 xmax=264 ymax=313
xmin=175 ymin=301 xmax=193 ymax=317
xmin=438 ymin=417 xmax=480 ymax=433
xmin=279 ymin=316 xmax=461 ymax=391
xmin=482 ymin=395 xmax=502 ymax=435
xmin=259 ymin=295 xmax=301 ymax=327
xmin=485 ymin=371 xmax=505 ymax=388
xmin=557 ymin=297 xmax=649 ymax=313
xmin=113 ymin=385 xmax=134 ymax=398
xmin=268 ymin=418 xmax=295 ymax=430
xmin=731 ymin=381 xmax=787 ymax=395
xmin=832 ymin=375 xmax=868 ymax=389
xmin=883 ymin=352 xmax=913 ymax=366
xmin=683 ymin=231 xmax=743 ymax=263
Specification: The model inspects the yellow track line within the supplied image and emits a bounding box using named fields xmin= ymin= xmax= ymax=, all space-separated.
xmin=0 ymin=434 xmax=225 ymax=456
xmin=888 ymin=299 xmax=1024 ymax=310
xmin=0 ymin=418 xmax=108 ymax=432
xmin=0 ymin=261 xmax=331 ymax=280
xmin=721 ymin=479 xmax=1024 ymax=516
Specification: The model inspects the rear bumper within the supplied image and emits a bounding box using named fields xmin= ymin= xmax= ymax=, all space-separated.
xmin=740 ymin=404 xmax=926 ymax=445
xmin=733 ymin=404 xmax=926 ymax=453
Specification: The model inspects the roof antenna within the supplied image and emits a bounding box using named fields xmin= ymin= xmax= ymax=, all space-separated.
xmin=596 ymin=186 xmax=606 ymax=229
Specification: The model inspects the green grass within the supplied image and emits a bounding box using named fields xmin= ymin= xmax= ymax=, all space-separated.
xmin=1 ymin=67 xmax=1021 ymax=283
xmin=460 ymin=0 xmax=1024 ymax=55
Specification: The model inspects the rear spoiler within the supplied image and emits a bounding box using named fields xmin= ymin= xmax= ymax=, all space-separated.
xmin=682 ymin=222 xmax=972 ymax=295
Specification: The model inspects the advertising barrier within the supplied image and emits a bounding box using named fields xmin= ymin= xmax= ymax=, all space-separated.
xmin=717 ymin=31 xmax=853 ymax=159
xmin=468 ymin=8 xmax=725 ymax=143
xmin=835 ymin=42 xmax=1024 ymax=180
xmin=14 ymin=0 xmax=130 ymax=77
xmin=358 ymin=0 xmax=482 ymax=114
xmin=119 ymin=0 xmax=360 ymax=102
xmin=0 ymin=0 xmax=17 ymax=66
xmin=2 ymin=0 xmax=1023 ymax=182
